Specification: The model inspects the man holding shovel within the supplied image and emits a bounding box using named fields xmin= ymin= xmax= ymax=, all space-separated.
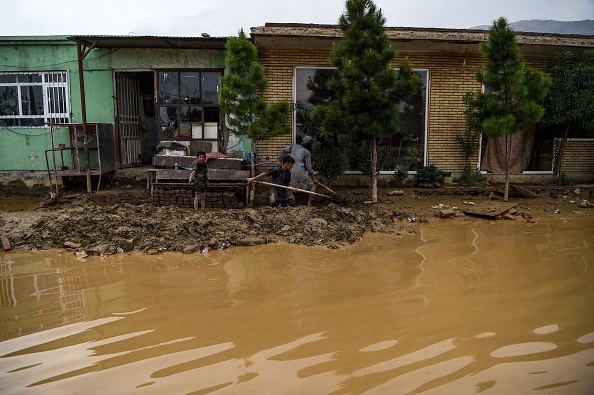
xmin=247 ymin=155 xmax=296 ymax=207
xmin=277 ymin=135 xmax=317 ymax=207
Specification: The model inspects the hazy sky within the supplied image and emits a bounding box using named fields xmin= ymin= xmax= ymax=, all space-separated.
xmin=3 ymin=0 xmax=593 ymax=37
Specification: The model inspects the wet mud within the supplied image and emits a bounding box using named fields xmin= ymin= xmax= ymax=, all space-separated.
xmin=1 ymin=181 xmax=593 ymax=256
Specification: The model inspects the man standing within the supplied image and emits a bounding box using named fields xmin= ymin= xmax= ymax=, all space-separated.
xmin=277 ymin=135 xmax=317 ymax=207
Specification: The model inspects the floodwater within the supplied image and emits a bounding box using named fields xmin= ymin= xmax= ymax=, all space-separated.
xmin=1 ymin=214 xmax=593 ymax=394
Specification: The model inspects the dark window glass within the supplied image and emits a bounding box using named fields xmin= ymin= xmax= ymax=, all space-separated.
xmin=158 ymin=72 xmax=179 ymax=104
xmin=0 ymin=86 xmax=18 ymax=115
xmin=201 ymin=72 xmax=220 ymax=105
xmin=0 ymin=75 xmax=16 ymax=83
xmin=180 ymin=107 xmax=203 ymax=122
xmin=180 ymin=72 xmax=200 ymax=104
xmin=21 ymin=85 xmax=43 ymax=115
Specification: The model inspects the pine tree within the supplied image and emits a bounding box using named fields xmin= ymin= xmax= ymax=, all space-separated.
xmin=312 ymin=0 xmax=419 ymax=203
xmin=220 ymin=29 xmax=290 ymax=204
xmin=465 ymin=17 xmax=550 ymax=200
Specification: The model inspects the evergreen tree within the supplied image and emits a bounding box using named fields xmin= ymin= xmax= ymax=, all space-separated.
xmin=312 ymin=0 xmax=419 ymax=203
xmin=220 ymin=29 xmax=290 ymax=203
xmin=465 ymin=17 xmax=550 ymax=201
xmin=541 ymin=50 xmax=594 ymax=184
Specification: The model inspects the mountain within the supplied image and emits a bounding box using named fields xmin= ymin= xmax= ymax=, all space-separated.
xmin=471 ymin=19 xmax=594 ymax=35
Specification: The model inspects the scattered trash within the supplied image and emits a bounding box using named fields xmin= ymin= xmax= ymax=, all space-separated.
xmin=116 ymin=247 xmax=124 ymax=253
xmin=554 ymin=209 xmax=561 ymax=214
xmin=121 ymin=184 xmax=132 ymax=189
xmin=202 ymin=247 xmax=212 ymax=254
xmin=463 ymin=201 xmax=475 ymax=206
xmin=219 ymin=243 xmax=229 ymax=250
xmin=407 ymin=216 xmax=416 ymax=223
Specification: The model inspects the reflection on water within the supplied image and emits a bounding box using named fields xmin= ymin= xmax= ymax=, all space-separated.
xmin=1 ymin=215 xmax=593 ymax=394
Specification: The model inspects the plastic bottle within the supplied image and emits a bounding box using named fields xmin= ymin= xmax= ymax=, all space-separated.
xmin=174 ymin=162 xmax=179 ymax=170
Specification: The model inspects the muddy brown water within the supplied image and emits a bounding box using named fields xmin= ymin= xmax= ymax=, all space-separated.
xmin=1 ymin=214 xmax=593 ymax=394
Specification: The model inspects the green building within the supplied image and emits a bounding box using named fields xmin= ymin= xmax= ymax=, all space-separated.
xmin=0 ymin=35 xmax=235 ymax=186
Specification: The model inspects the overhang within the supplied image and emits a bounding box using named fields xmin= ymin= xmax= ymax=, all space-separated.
xmin=251 ymin=23 xmax=594 ymax=56
xmin=67 ymin=35 xmax=228 ymax=50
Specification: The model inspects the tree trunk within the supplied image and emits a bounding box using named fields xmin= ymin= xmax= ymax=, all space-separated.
xmin=249 ymin=141 xmax=256 ymax=207
xmin=371 ymin=136 xmax=378 ymax=203
xmin=555 ymin=125 xmax=570 ymax=185
xmin=504 ymin=133 xmax=510 ymax=202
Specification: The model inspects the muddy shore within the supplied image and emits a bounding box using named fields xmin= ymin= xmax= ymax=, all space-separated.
xmin=1 ymin=177 xmax=592 ymax=256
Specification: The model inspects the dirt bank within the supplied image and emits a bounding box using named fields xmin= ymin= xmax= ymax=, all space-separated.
xmin=1 ymin=180 xmax=592 ymax=256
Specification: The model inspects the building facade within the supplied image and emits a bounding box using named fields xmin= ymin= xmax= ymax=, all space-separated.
xmin=250 ymin=24 xmax=594 ymax=184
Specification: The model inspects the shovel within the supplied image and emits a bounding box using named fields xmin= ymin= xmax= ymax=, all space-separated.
xmin=253 ymin=180 xmax=331 ymax=198
xmin=315 ymin=180 xmax=348 ymax=204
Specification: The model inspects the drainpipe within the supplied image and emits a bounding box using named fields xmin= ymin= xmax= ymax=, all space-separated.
xmin=76 ymin=38 xmax=92 ymax=193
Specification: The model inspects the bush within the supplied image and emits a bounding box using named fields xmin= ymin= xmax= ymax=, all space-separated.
xmin=416 ymin=165 xmax=446 ymax=188
xmin=311 ymin=145 xmax=346 ymax=183
xmin=393 ymin=164 xmax=410 ymax=184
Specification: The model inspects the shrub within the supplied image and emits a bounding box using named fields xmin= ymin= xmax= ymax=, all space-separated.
xmin=416 ymin=165 xmax=446 ymax=188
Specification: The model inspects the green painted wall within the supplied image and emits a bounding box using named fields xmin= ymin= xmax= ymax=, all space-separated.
xmin=0 ymin=36 xmax=226 ymax=172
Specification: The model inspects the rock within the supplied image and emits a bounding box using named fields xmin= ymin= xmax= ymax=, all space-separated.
xmin=502 ymin=214 xmax=516 ymax=220
xmin=75 ymin=250 xmax=88 ymax=258
xmin=387 ymin=190 xmax=405 ymax=196
xmin=281 ymin=225 xmax=291 ymax=232
xmin=2 ymin=235 xmax=11 ymax=251
xmin=64 ymin=241 xmax=82 ymax=248
xmin=309 ymin=218 xmax=328 ymax=227
xmin=147 ymin=248 xmax=159 ymax=255
xmin=439 ymin=209 xmax=455 ymax=218
xmin=573 ymin=188 xmax=581 ymax=195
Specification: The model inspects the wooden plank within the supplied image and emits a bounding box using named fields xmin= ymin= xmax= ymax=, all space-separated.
xmin=208 ymin=169 xmax=250 ymax=181
xmin=462 ymin=202 xmax=517 ymax=218
xmin=207 ymin=158 xmax=245 ymax=170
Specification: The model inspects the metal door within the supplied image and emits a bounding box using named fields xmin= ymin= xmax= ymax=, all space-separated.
xmin=115 ymin=73 xmax=142 ymax=167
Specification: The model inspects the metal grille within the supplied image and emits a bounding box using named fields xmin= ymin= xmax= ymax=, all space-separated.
xmin=116 ymin=73 xmax=142 ymax=167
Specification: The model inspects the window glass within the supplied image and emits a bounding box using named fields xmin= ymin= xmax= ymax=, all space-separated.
xmin=0 ymin=72 xmax=69 ymax=127
xmin=201 ymin=72 xmax=220 ymax=105
xmin=180 ymin=72 xmax=200 ymax=104
xmin=1 ymin=86 xmax=18 ymax=115
xmin=0 ymin=75 xmax=16 ymax=83
xmin=180 ymin=107 xmax=202 ymax=122
xmin=21 ymin=85 xmax=43 ymax=115
xmin=294 ymin=67 xmax=428 ymax=172
xmin=158 ymin=72 xmax=179 ymax=104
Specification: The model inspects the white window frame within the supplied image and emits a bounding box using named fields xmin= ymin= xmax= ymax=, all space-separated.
xmin=0 ymin=71 xmax=70 ymax=127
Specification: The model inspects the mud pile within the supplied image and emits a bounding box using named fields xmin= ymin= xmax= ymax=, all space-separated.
xmin=3 ymin=203 xmax=415 ymax=256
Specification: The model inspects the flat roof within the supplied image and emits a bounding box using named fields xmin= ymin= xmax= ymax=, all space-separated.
xmin=251 ymin=23 xmax=594 ymax=55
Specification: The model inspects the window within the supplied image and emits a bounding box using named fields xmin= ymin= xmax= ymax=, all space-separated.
xmin=0 ymin=71 xmax=69 ymax=127
xmin=294 ymin=67 xmax=428 ymax=172
xmin=157 ymin=70 xmax=223 ymax=142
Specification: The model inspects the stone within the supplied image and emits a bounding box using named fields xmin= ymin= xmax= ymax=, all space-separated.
xmin=502 ymin=214 xmax=516 ymax=220
xmin=439 ymin=209 xmax=455 ymax=218
xmin=2 ymin=235 xmax=11 ymax=251
xmin=64 ymin=241 xmax=82 ymax=248
xmin=387 ymin=190 xmax=405 ymax=196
